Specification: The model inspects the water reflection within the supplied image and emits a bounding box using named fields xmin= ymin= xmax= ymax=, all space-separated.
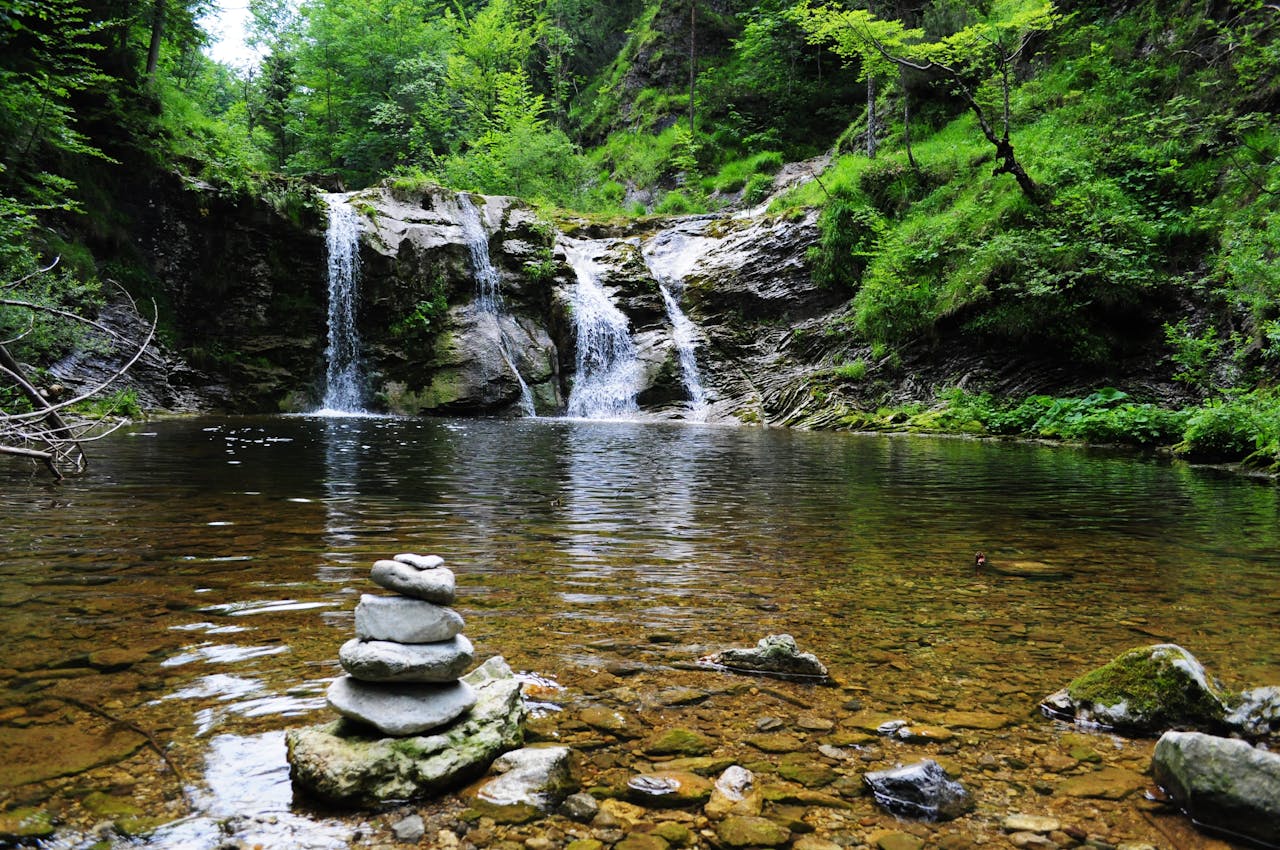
xmin=1 ymin=416 xmax=1279 ymax=847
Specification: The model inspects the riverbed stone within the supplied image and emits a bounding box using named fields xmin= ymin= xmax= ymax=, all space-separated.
xmin=643 ymin=728 xmax=714 ymax=757
xmin=287 ymin=657 xmax=525 ymax=806
xmin=863 ymin=759 xmax=974 ymax=821
xmin=627 ymin=771 xmax=713 ymax=807
xmin=338 ymin=635 xmax=474 ymax=683
xmin=580 ymin=706 xmax=643 ymax=738
xmin=1041 ymin=643 xmax=1230 ymax=735
xmin=705 ymin=765 xmax=762 ymax=819
xmin=394 ymin=553 xmax=444 ymax=570
xmin=327 ymin=676 xmax=477 ymax=736
xmin=715 ymin=815 xmax=790 ymax=847
xmin=475 ymin=745 xmax=577 ymax=813
xmin=1001 ymin=814 xmax=1061 ymax=834
xmin=371 ymin=560 xmax=456 ymax=603
xmin=561 ymin=791 xmax=601 ymax=822
xmin=354 ymin=594 xmax=465 ymax=643
xmin=1151 ymin=730 xmax=1280 ymax=846
xmin=701 ymin=634 xmax=829 ymax=680
xmin=1056 ymin=766 xmax=1147 ymax=799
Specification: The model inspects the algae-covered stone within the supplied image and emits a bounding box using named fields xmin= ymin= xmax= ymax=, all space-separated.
xmin=1152 ymin=730 xmax=1280 ymax=846
xmin=286 ymin=657 xmax=525 ymax=806
xmin=1041 ymin=644 xmax=1230 ymax=735
xmin=626 ymin=771 xmax=713 ymax=807
xmin=643 ymin=728 xmax=714 ymax=757
xmin=701 ymin=634 xmax=828 ymax=681
xmin=1056 ymin=766 xmax=1147 ymax=799
xmin=0 ymin=808 xmax=54 ymax=842
xmin=715 ymin=815 xmax=791 ymax=847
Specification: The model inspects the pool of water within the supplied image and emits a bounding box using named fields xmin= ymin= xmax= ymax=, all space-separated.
xmin=1 ymin=416 xmax=1276 ymax=848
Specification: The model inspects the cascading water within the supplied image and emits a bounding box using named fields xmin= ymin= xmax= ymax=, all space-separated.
xmin=642 ymin=228 xmax=711 ymax=420
xmin=458 ymin=194 xmax=536 ymax=416
xmin=564 ymin=243 xmax=642 ymax=419
xmin=319 ymin=194 xmax=366 ymax=415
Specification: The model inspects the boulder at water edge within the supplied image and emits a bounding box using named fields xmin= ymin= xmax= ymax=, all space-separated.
xmin=700 ymin=634 xmax=829 ymax=681
xmin=863 ymin=759 xmax=974 ymax=821
xmin=1225 ymin=685 xmax=1280 ymax=738
xmin=1151 ymin=730 xmax=1280 ymax=846
xmin=287 ymin=657 xmax=526 ymax=806
xmin=1040 ymin=644 xmax=1230 ymax=735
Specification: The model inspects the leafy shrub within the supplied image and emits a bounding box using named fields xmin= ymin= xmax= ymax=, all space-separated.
xmin=832 ymin=359 xmax=868 ymax=381
xmin=1177 ymin=398 xmax=1265 ymax=460
xmin=808 ymin=188 xmax=885 ymax=290
xmin=743 ymin=173 xmax=775 ymax=206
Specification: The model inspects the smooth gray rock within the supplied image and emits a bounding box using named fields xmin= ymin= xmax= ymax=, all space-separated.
xmin=475 ymin=746 xmax=577 ymax=811
xmin=1152 ymin=730 xmax=1280 ymax=846
xmin=701 ymin=634 xmax=829 ymax=681
xmin=370 ymin=560 xmax=456 ymax=604
xmin=287 ymin=657 xmax=527 ymax=807
xmin=339 ymin=635 xmax=474 ymax=683
xmin=391 ymin=815 xmax=425 ymax=843
xmin=1040 ymin=643 xmax=1230 ymax=735
xmin=394 ymin=553 xmax=443 ymax=570
xmin=863 ymin=759 xmax=974 ymax=821
xmin=326 ymin=676 xmax=476 ymax=736
xmin=354 ymin=594 xmax=464 ymax=643
xmin=559 ymin=791 xmax=599 ymax=822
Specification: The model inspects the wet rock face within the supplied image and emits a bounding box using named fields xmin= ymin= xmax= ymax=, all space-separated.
xmin=1152 ymin=730 xmax=1280 ymax=846
xmin=862 ymin=759 xmax=974 ymax=821
xmin=1040 ymin=643 xmax=1230 ymax=735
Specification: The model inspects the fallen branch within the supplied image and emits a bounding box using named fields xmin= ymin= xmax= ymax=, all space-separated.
xmin=67 ymin=698 xmax=193 ymax=807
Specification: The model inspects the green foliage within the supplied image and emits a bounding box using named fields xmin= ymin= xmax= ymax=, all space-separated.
xmin=71 ymin=388 xmax=142 ymax=419
xmin=808 ymin=187 xmax=885 ymax=290
xmin=1164 ymin=319 xmax=1222 ymax=390
xmin=1176 ymin=392 xmax=1280 ymax=466
xmin=390 ymin=275 xmax=450 ymax=345
xmin=831 ymin=359 xmax=867 ymax=381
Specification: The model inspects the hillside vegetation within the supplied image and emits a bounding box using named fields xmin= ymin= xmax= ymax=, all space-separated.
xmin=1 ymin=0 xmax=1278 ymax=465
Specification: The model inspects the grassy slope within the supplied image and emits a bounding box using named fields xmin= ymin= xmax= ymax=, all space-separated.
xmin=572 ymin=0 xmax=1279 ymax=467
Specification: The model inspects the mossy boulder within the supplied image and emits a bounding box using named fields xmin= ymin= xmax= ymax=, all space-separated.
xmin=1152 ymin=730 xmax=1280 ymax=846
xmin=286 ymin=656 xmax=525 ymax=807
xmin=1041 ymin=644 xmax=1230 ymax=735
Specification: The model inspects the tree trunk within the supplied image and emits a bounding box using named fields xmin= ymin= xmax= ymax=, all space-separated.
xmin=904 ymin=90 xmax=918 ymax=174
xmin=866 ymin=75 xmax=877 ymax=158
xmin=145 ymin=0 xmax=164 ymax=79
xmin=688 ymin=0 xmax=697 ymax=133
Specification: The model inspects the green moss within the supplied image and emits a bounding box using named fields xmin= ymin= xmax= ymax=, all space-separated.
xmin=1066 ymin=644 xmax=1228 ymax=731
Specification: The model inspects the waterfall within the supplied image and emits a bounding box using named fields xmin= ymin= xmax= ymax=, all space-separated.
xmin=319 ymin=194 xmax=366 ymax=415
xmin=642 ymin=229 xmax=711 ymax=420
xmin=458 ymin=194 xmax=536 ymax=416
xmin=564 ymin=244 xmax=641 ymax=419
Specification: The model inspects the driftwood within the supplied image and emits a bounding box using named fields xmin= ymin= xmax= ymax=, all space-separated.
xmin=1 ymin=259 xmax=157 ymax=479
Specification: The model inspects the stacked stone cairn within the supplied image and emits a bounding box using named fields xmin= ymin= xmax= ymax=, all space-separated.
xmin=327 ymin=553 xmax=478 ymax=736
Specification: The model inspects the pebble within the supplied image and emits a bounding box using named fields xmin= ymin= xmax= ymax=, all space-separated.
xmin=394 ymin=553 xmax=443 ymax=570
xmin=391 ymin=814 xmax=425 ymax=843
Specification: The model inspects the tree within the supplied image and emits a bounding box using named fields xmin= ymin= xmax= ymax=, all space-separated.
xmin=1 ymin=259 xmax=157 ymax=480
xmin=795 ymin=0 xmax=1059 ymax=202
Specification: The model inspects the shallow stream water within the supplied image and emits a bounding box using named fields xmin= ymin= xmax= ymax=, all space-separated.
xmin=1 ymin=417 xmax=1277 ymax=848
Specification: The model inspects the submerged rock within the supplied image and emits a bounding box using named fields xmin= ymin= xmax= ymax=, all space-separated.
xmin=626 ymin=771 xmax=714 ymax=807
xmin=1152 ymin=730 xmax=1280 ymax=846
xmin=287 ymin=657 xmax=526 ymax=807
xmin=1040 ymin=644 xmax=1230 ymax=735
xmin=863 ymin=759 xmax=974 ymax=821
xmin=700 ymin=634 xmax=829 ymax=681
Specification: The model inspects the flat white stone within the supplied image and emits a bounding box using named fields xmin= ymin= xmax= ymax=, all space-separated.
xmin=394 ymin=553 xmax=443 ymax=570
xmin=370 ymin=560 xmax=456 ymax=604
xmin=326 ymin=676 xmax=476 ymax=736
xmin=354 ymin=594 xmax=463 ymax=643
xmin=339 ymin=635 xmax=474 ymax=683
